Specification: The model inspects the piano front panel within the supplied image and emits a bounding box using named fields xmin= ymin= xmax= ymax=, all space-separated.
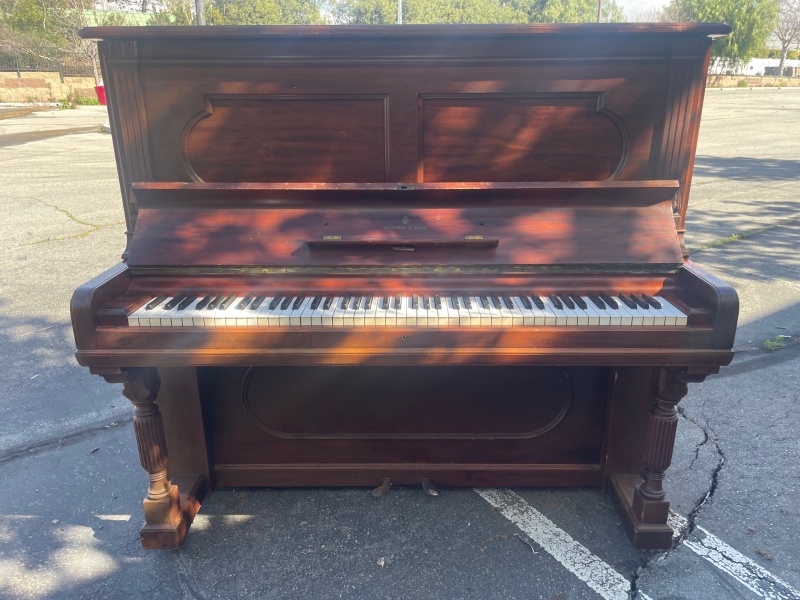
xmin=200 ymin=365 xmax=611 ymax=487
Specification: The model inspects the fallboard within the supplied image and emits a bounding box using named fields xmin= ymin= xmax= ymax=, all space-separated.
xmin=128 ymin=181 xmax=682 ymax=274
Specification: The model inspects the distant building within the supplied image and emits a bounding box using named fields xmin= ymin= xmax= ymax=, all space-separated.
xmin=709 ymin=57 xmax=800 ymax=77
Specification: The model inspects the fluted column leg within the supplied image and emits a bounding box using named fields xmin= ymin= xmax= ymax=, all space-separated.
xmin=624 ymin=367 xmax=688 ymax=530
xmin=116 ymin=367 xmax=200 ymax=549
xmin=607 ymin=366 xmax=698 ymax=549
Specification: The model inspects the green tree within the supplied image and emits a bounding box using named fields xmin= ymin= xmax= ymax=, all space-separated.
xmin=774 ymin=0 xmax=800 ymax=75
xmin=329 ymin=0 xmax=625 ymax=24
xmin=205 ymin=0 xmax=325 ymax=24
xmin=513 ymin=0 xmax=625 ymax=23
xmin=148 ymin=0 xmax=196 ymax=25
xmin=667 ymin=0 xmax=780 ymax=65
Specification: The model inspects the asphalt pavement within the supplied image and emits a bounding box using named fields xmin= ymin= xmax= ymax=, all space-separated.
xmin=0 ymin=92 xmax=798 ymax=600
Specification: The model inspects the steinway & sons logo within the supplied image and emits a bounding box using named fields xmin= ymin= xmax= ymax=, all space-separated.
xmin=383 ymin=216 xmax=427 ymax=231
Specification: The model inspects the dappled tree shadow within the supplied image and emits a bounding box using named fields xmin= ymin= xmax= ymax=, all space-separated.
xmin=693 ymin=155 xmax=800 ymax=181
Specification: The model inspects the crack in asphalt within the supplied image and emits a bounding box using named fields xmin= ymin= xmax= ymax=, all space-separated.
xmin=13 ymin=194 xmax=124 ymax=245
xmin=682 ymin=416 xmax=726 ymax=544
xmin=629 ymin=408 xmax=727 ymax=598
xmin=0 ymin=416 xmax=130 ymax=465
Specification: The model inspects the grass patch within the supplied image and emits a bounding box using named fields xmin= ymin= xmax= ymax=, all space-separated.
xmin=763 ymin=336 xmax=788 ymax=351
xmin=691 ymin=216 xmax=800 ymax=254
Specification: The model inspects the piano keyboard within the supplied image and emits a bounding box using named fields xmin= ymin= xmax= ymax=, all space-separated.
xmin=128 ymin=293 xmax=687 ymax=328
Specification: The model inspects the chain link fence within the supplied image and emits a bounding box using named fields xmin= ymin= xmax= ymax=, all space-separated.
xmin=0 ymin=51 xmax=95 ymax=79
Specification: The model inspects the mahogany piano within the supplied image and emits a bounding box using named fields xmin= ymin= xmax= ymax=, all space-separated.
xmin=72 ymin=24 xmax=738 ymax=550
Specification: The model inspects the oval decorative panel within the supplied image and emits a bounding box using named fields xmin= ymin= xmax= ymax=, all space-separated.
xmin=242 ymin=365 xmax=573 ymax=440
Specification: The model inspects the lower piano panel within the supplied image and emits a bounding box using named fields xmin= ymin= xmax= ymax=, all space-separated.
xmin=197 ymin=365 xmax=611 ymax=488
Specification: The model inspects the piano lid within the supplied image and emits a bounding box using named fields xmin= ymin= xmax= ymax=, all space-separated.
xmin=83 ymin=23 xmax=728 ymax=260
xmin=127 ymin=181 xmax=683 ymax=274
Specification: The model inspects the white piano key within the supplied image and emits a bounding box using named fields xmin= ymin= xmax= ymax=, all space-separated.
xmin=579 ymin=297 xmax=601 ymax=326
xmin=364 ymin=297 xmax=380 ymax=327
xmin=290 ymin=297 xmax=312 ymax=326
xmin=320 ymin=297 xmax=339 ymax=327
xmin=449 ymin=296 xmax=468 ymax=326
xmin=127 ymin=299 xmax=154 ymax=326
xmin=254 ymin=297 xmax=277 ymax=326
xmin=543 ymin=297 xmax=569 ymax=326
xmin=379 ymin=296 xmax=395 ymax=327
xmin=511 ymin=297 xmax=535 ymax=326
xmin=349 ymin=296 xmax=364 ymax=327
xmin=615 ymin=300 xmax=640 ymax=326
xmin=332 ymin=297 xmax=348 ymax=327
xmin=216 ymin=296 xmax=246 ymax=326
xmin=301 ymin=297 xmax=320 ymax=326
xmin=657 ymin=297 xmax=687 ymax=326
xmin=145 ymin=296 xmax=174 ymax=326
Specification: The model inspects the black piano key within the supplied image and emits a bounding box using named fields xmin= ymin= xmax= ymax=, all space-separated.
xmin=519 ymin=296 xmax=532 ymax=309
xmin=207 ymin=294 xmax=225 ymax=310
xmin=218 ymin=294 xmax=237 ymax=310
xmin=548 ymin=294 xmax=563 ymax=310
xmin=490 ymin=296 xmax=502 ymax=309
xmin=463 ymin=296 xmax=472 ymax=309
xmin=630 ymin=294 xmax=649 ymax=309
xmin=176 ymin=295 xmax=196 ymax=311
xmin=310 ymin=296 xmax=322 ymax=310
xmin=355 ymin=296 xmax=366 ymax=310
xmin=642 ymin=293 xmax=662 ymax=309
xmin=478 ymin=296 xmax=487 ymax=309
xmin=164 ymin=294 xmax=186 ymax=310
xmin=280 ymin=296 xmax=293 ymax=310
xmin=434 ymin=295 xmax=443 ymax=310
xmin=423 ymin=296 xmax=431 ymax=310
xmin=364 ymin=296 xmax=373 ymax=310
xmin=571 ymin=295 xmax=588 ymax=310
xmin=412 ymin=294 xmax=419 ymax=309
xmin=395 ymin=294 xmax=402 ymax=309
xmin=502 ymin=295 xmax=514 ymax=309
xmin=531 ymin=295 xmax=545 ymax=310
xmin=250 ymin=294 xmax=267 ymax=310
xmin=450 ymin=296 xmax=460 ymax=309
xmin=292 ymin=295 xmax=306 ymax=310
xmin=340 ymin=296 xmax=350 ymax=310
xmin=600 ymin=294 xmax=618 ymax=309
xmin=145 ymin=294 xmax=167 ymax=310
xmin=559 ymin=294 xmax=575 ymax=309
xmin=236 ymin=294 xmax=254 ymax=310
xmin=268 ymin=295 xmax=283 ymax=310
xmin=322 ymin=297 xmax=333 ymax=310
xmin=382 ymin=295 xmax=389 ymax=309
xmin=618 ymin=294 xmax=637 ymax=309
xmin=589 ymin=294 xmax=605 ymax=309
xmin=195 ymin=294 xmax=213 ymax=310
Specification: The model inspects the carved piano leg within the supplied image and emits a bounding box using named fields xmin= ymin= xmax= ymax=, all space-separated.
xmin=609 ymin=367 xmax=690 ymax=549
xmin=115 ymin=367 xmax=204 ymax=549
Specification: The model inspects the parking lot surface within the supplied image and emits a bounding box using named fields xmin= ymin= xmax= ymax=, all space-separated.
xmin=0 ymin=91 xmax=798 ymax=599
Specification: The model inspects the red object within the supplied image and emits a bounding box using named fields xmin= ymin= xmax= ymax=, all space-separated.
xmin=94 ymin=85 xmax=106 ymax=105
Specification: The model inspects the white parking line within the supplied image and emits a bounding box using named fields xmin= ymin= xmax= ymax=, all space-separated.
xmin=669 ymin=512 xmax=800 ymax=600
xmin=475 ymin=488 xmax=653 ymax=600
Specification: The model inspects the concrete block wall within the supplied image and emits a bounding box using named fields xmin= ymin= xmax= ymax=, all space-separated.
xmin=0 ymin=72 xmax=98 ymax=103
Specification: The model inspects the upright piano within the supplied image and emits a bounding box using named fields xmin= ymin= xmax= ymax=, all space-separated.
xmin=73 ymin=23 xmax=738 ymax=550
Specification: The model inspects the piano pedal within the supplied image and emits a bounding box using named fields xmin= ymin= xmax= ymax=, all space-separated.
xmin=372 ymin=477 xmax=392 ymax=498
xmin=421 ymin=478 xmax=440 ymax=497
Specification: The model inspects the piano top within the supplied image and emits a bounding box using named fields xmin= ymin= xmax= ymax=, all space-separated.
xmin=80 ymin=23 xmax=732 ymax=40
